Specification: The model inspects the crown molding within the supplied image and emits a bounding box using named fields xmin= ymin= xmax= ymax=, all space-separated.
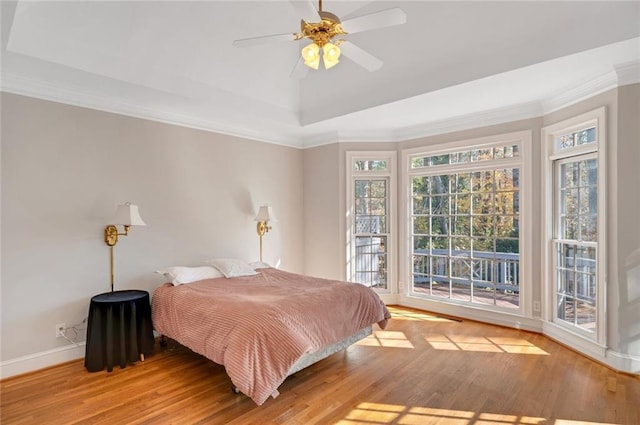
xmin=303 ymin=101 xmax=545 ymax=148
xmin=301 ymin=131 xmax=341 ymax=149
xmin=302 ymin=62 xmax=639 ymax=148
xmin=337 ymin=130 xmax=398 ymax=144
xmin=541 ymin=69 xmax=620 ymax=115
xmin=395 ymin=101 xmax=544 ymax=143
xmin=614 ymin=61 xmax=640 ymax=87
xmin=0 ymin=72 xmax=305 ymax=149
xmin=3 ymin=60 xmax=637 ymax=150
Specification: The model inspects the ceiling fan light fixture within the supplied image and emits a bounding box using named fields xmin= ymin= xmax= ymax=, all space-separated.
xmin=322 ymin=42 xmax=341 ymax=69
xmin=233 ymin=1 xmax=407 ymax=75
xmin=302 ymin=42 xmax=321 ymax=70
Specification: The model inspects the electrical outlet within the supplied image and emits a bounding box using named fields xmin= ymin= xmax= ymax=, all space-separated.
xmin=533 ymin=301 xmax=541 ymax=312
xmin=56 ymin=323 xmax=66 ymax=338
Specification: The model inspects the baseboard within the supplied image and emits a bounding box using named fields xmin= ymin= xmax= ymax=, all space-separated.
xmin=393 ymin=298 xmax=640 ymax=376
xmin=543 ymin=322 xmax=640 ymax=375
xmin=397 ymin=295 xmax=542 ymax=333
xmin=0 ymin=342 xmax=86 ymax=380
xmin=542 ymin=322 xmax=607 ymax=359
xmin=2 ymin=310 xmax=637 ymax=379
xmin=606 ymin=350 xmax=640 ymax=374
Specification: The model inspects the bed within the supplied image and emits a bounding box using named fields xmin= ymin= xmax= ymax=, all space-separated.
xmin=151 ymin=266 xmax=391 ymax=405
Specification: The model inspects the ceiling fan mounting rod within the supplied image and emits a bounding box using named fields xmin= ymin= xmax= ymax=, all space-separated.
xmin=301 ymin=18 xmax=345 ymax=47
xmin=300 ymin=7 xmax=346 ymax=48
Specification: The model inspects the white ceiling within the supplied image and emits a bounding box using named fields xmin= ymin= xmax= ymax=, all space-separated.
xmin=2 ymin=1 xmax=639 ymax=148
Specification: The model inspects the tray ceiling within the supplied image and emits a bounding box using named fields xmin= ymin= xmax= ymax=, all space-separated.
xmin=2 ymin=1 xmax=639 ymax=147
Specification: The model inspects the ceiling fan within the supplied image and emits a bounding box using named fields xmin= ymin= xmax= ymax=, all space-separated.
xmin=232 ymin=0 xmax=407 ymax=77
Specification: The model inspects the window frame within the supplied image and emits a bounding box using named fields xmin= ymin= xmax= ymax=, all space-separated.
xmin=346 ymin=151 xmax=397 ymax=295
xmin=400 ymin=131 xmax=533 ymax=316
xmin=542 ymin=107 xmax=607 ymax=347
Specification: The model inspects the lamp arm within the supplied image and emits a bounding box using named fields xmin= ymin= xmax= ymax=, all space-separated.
xmin=256 ymin=220 xmax=272 ymax=262
xmin=104 ymin=224 xmax=133 ymax=292
xmin=256 ymin=221 xmax=271 ymax=237
xmin=104 ymin=224 xmax=131 ymax=247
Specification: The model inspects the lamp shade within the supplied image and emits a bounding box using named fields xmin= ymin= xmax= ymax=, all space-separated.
xmin=323 ymin=42 xmax=341 ymax=69
xmin=255 ymin=204 xmax=277 ymax=223
xmin=111 ymin=202 xmax=146 ymax=226
xmin=302 ymin=42 xmax=320 ymax=70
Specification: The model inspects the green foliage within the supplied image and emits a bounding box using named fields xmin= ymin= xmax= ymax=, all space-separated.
xmin=411 ymin=169 xmax=520 ymax=254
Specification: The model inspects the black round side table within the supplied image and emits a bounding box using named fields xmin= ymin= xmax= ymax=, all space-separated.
xmin=84 ymin=290 xmax=155 ymax=372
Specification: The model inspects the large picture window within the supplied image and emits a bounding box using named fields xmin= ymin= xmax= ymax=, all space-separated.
xmin=403 ymin=132 xmax=531 ymax=312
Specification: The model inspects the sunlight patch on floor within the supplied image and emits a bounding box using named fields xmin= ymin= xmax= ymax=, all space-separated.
xmin=424 ymin=334 xmax=549 ymax=355
xmin=336 ymin=403 xmax=618 ymax=425
xmin=356 ymin=331 xmax=415 ymax=348
xmin=335 ymin=402 xmax=548 ymax=424
xmin=388 ymin=307 xmax=457 ymax=323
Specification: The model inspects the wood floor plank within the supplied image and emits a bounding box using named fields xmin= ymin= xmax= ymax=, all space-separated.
xmin=2 ymin=306 xmax=638 ymax=424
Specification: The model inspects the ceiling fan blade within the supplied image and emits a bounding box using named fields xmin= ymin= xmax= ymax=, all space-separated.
xmin=340 ymin=42 xmax=384 ymax=72
xmin=289 ymin=0 xmax=320 ymax=23
xmin=290 ymin=56 xmax=309 ymax=79
xmin=232 ymin=33 xmax=296 ymax=48
xmin=341 ymin=8 xmax=407 ymax=34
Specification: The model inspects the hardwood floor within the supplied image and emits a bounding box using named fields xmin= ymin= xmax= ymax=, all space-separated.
xmin=2 ymin=306 xmax=639 ymax=424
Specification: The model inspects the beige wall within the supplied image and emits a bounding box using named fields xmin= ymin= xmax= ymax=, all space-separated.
xmin=1 ymin=93 xmax=304 ymax=361
xmin=615 ymin=83 xmax=640 ymax=360
xmin=302 ymin=143 xmax=342 ymax=280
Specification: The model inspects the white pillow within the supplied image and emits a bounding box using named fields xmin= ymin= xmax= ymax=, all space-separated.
xmin=249 ymin=261 xmax=271 ymax=270
xmin=206 ymin=258 xmax=259 ymax=278
xmin=156 ymin=266 xmax=224 ymax=285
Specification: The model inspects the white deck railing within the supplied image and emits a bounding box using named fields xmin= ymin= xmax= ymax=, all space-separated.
xmin=413 ymin=249 xmax=520 ymax=293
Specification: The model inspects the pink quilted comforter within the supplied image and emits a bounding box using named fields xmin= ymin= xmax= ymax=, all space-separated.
xmin=151 ymin=267 xmax=391 ymax=405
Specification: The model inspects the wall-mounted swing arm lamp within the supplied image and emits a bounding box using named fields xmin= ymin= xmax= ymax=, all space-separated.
xmin=255 ymin=204 xmax=276 ymax=262
xmin=104 ymin=202 xmax=146 ymax=292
